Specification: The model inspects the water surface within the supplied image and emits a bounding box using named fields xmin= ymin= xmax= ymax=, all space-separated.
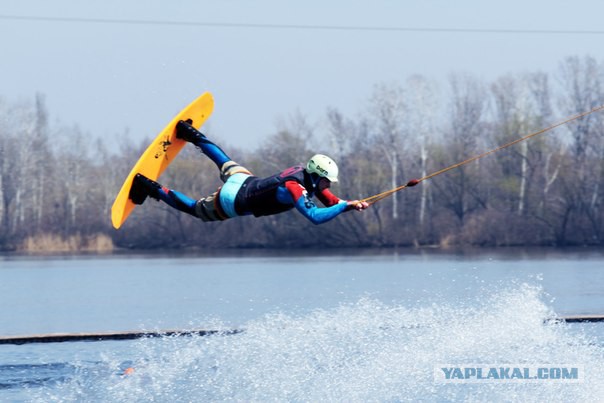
xmin=1 ymin=249 xmax=603 ymax=401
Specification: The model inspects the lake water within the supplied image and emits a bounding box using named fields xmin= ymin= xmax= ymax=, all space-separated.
xmin=1 ymin=248 xmax=604 ymax=401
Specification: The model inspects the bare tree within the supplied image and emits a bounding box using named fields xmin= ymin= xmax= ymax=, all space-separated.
xmin=0 ymin=96 xmax=52 ymax=247
xmin=491 ymin=72 xmax=552 ymax=216
xmin=324 ymin=107 xmax=355 ymax=161
xmin=254 ymin=112 xmax=314 ymax=175
xmin=369 ymin=82 xmax=408 ymax=220
xmin=53 ymin=124 xmax=92 ymax=232
xmin=404 ymin=75 xmax=439 ymax=228
xmin=556 ymin=55 xmax=604 ymax=243
xmin=0 ymin=98 xmax=14 ymax=242
xmin=432 ymin=73 xmax=488 ymax=226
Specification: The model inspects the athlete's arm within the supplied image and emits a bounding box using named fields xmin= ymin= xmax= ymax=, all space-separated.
xmin=316 ymin=187 xmax=341 ymax=207
xmin=315 ymin=180 xmax=369 ymax=211
xmin=284 ymin=181 xmax=348 ymax=225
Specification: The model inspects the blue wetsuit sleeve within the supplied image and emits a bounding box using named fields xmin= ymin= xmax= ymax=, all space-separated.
xmin=293 ymin=193 xmax=348 ymax=225
xmin=283 ymin=180 xmax=349 ymax=225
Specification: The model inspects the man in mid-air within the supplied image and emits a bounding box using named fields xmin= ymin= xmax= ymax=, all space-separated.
xmin=130 ymin=120 xmax=368 ymax=224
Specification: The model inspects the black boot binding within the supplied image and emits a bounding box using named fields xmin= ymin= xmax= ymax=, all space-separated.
xmin=176 ymin=119 xmax=206 ymax=144
xmin=129 ymin=174 xmax=162 ymax=205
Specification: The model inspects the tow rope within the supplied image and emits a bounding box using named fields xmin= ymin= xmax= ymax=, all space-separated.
xmin=361 ymin=104 xmax=604 ymax=206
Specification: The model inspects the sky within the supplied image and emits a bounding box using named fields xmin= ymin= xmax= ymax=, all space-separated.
xmin=2 ymin=0 xmax=604 ymax=152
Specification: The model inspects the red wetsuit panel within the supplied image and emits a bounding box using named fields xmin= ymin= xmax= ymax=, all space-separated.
xmin=316 ymin=188 xmax=340 ymax=207
xmin=284 ymin=180 xmax=306 ymax=202
xmin=284 ymin=181 xmax=341 ymax=206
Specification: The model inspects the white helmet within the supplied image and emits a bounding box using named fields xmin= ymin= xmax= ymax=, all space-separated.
xmin=306 ymin=154 xmax=339 ymax=182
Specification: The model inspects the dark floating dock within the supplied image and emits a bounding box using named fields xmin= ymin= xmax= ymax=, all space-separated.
xmin=559 ymin=315 xmax=604 ymax=323
xmin=1 ymin=315 xmax=603 ymax=345
xmin=0 ymin=329 xmax=242 ymax=345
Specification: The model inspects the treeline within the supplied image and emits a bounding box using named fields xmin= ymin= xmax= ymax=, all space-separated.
xmin=1 ymin=55 xmax=603 ymax=252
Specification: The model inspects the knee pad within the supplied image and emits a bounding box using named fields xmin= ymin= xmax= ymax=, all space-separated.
xmin=194 ymin=192 xmax=228 ymax=222
xmin=220 ymin=161 xmax=252 ymax=182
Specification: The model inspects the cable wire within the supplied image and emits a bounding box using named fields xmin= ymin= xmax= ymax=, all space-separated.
xmin=2 ymin=14 xmax=604 ymax=35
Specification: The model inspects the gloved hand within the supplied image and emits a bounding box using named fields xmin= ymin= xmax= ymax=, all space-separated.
xmin=346 ymin=200 xmax=369 ymax=211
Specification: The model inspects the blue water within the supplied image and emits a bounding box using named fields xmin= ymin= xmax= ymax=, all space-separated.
xmin=1 ymin=249 xmax=604 ymax=401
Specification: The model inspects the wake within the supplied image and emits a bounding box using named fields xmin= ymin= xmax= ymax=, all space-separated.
xmin=36 ymin=283 xmax=604 ymax=402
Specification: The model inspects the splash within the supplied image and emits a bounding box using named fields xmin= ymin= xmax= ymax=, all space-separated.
xmin=34 ymin=284 xmax=604 ymax=401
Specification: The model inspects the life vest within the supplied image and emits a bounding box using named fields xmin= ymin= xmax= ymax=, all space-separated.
xmin=234 ymin=165 xmax=315 ymax=217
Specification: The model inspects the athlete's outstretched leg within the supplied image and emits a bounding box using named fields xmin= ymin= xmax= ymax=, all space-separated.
xmin=130 ymin=174 xmax=197 ymax=216
xmin=175 ymin=120 xmax=252 ymax=182
xmin=176 ymin=120 xmax=230 ymax=167
xmin=129 ymin=174 xmax=227 ymax=221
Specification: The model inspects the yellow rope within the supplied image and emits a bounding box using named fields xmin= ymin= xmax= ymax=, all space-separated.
xmin=361 ymin=104 xmax=604 ymax=206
